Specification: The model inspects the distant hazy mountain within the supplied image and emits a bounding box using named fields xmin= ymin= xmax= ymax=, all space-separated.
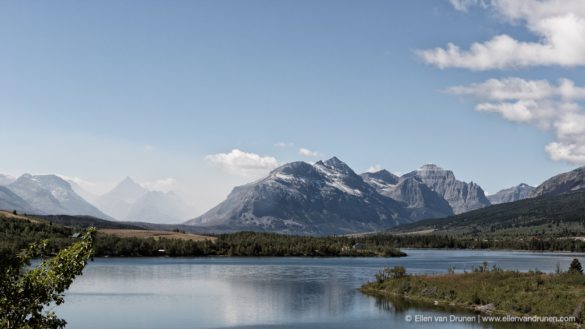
xmin=186 ymin=157 xmax=410 ymax=235
xmin=403 ymin=164 xmax=491 ymax=214
xmin=488 ymin=183 xmax=534 ymax=205
xmin=125 ymin=191 xmax=193 ymax=224
xmin=7 ymin=174 xmax=109 ymax=218
xmin=0 ymin=174 xmax=16 ymax=186
xmin=94 ymin=177 xmax=193 ymax=223
xmin=530 ymin=166 xmax=585 ymax=198
xmin=95 ymin=177 xmax=148 ymax=220
xmin=67 ymin=180 xmax=97 ymax=203
xmin=0 ymin=186 xmax=41 ymax=214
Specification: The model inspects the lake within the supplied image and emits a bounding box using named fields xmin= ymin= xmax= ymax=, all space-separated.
xmin=58 ymin=249 xmax=585 ymax=329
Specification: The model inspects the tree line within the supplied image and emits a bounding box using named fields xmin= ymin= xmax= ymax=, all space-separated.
xmin=0 ymin=215 xmax=405 ymax=257
xmin=94 ymin=232 xmax=406 ymax=257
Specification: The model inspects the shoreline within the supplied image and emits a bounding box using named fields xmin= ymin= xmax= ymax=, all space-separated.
xmin=401 ymin=247 xmax=585 ymax=255
xmin=360 ymin=268 xmax=585 ymax=328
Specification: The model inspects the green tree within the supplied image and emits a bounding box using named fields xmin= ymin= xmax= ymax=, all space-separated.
xmin=569 ymin=258 xmax=583 ymax=274
xmin=0 ymin=228 xmax=96 ymax=329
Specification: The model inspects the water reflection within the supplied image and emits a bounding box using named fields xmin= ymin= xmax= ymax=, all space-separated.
xmin=58 ymin=250 xmax=584 ymax=329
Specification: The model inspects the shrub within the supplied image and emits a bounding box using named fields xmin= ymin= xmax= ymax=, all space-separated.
xmin=375 ymin=266 xmax=408 ymax=283
xmin=0 ymin=228 xmax=96 ymax=329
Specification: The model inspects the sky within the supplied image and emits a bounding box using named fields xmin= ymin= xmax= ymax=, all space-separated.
xmin=1 ymin=0 xmax=584 ymax=215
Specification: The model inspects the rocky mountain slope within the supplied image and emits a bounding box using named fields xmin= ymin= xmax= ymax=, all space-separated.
xmin=382 ymin=177 xmax=454 ymax=220
xmin=186 ymin=157 xmax=411 ymax=235
xmin=530 ymin=166 xmax=585 ymax=198
xmin=361 ymin=170 xmax=453 ymax=220
xmin=402 ymin=164 xmax=491 ymax=214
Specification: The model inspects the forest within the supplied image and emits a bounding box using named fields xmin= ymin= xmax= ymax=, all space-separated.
xmin=0 ymin=213 xmax=405 ymax=257
xmin=4 ymin=210 xmax=585 ymax=260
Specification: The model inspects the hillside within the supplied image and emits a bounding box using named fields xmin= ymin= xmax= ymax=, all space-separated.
xmin=36 ymin=214 xmax=143 ymax=230
xmin=98 ymin=229 xmax=214 ymax=242
xmin=389 ymin=190 xmax=585 ymax=236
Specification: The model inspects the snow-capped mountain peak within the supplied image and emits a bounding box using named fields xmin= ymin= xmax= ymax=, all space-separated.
xmin=361 ymin=170 xmax=399 ymax=188
xmin=186 ymin=156 xmax=409 ymax=235
xmin=7 ymin=174 xmax=110 ymax=218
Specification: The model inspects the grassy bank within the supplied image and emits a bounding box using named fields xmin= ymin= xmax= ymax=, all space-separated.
xmin=361 ymin=264 xmax=585 ymax=327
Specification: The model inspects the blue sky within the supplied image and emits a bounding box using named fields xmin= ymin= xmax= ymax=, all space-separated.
xmin=1 ymin=0 xmax=584 ymax=214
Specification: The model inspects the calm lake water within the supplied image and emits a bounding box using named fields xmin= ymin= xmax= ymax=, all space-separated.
xmin=58 ymin=249 xmax=585 ymax=329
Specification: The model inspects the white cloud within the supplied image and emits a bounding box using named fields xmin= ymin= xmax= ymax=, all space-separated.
xmin=448 ymin=77 xmax=585 ymax=164
xmin=274 ymin=142 xmax=294 ymax=148
xmin=298 ymin=148 xmax=319 ymax=157
xmin=204 ymin=149 xmax=279 ymax=177
xmin=418 ymin=0 xmax=585 ymax=70
xmin=366 ymin=164 xmax=383 ymax=173
xmin=446 ymin=78 xmax=556 ymax=101
xmin=545 ymin=142 xmax=585 ymax=164
xmin=141 ymin=178 xmax=177 ymax=192
xmin=449 ymin=0 xmax=487 ymax=12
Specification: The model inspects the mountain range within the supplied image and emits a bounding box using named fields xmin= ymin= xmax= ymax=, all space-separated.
xmin=0 ymin=174 xmax=192 ymax=224
xmin=389 ymin=165 xmax=585 ymax=236
xmin=186 ymin=158 xmax=410 ymax=235
xmin=186 ymin=157 xmax=501 ymax=235
xmin=1 ymin=158 xmax=584 ymax=235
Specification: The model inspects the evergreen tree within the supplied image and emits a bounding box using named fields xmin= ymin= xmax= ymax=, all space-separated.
xmin=568 ymin=258 xmax=583 ymax=274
